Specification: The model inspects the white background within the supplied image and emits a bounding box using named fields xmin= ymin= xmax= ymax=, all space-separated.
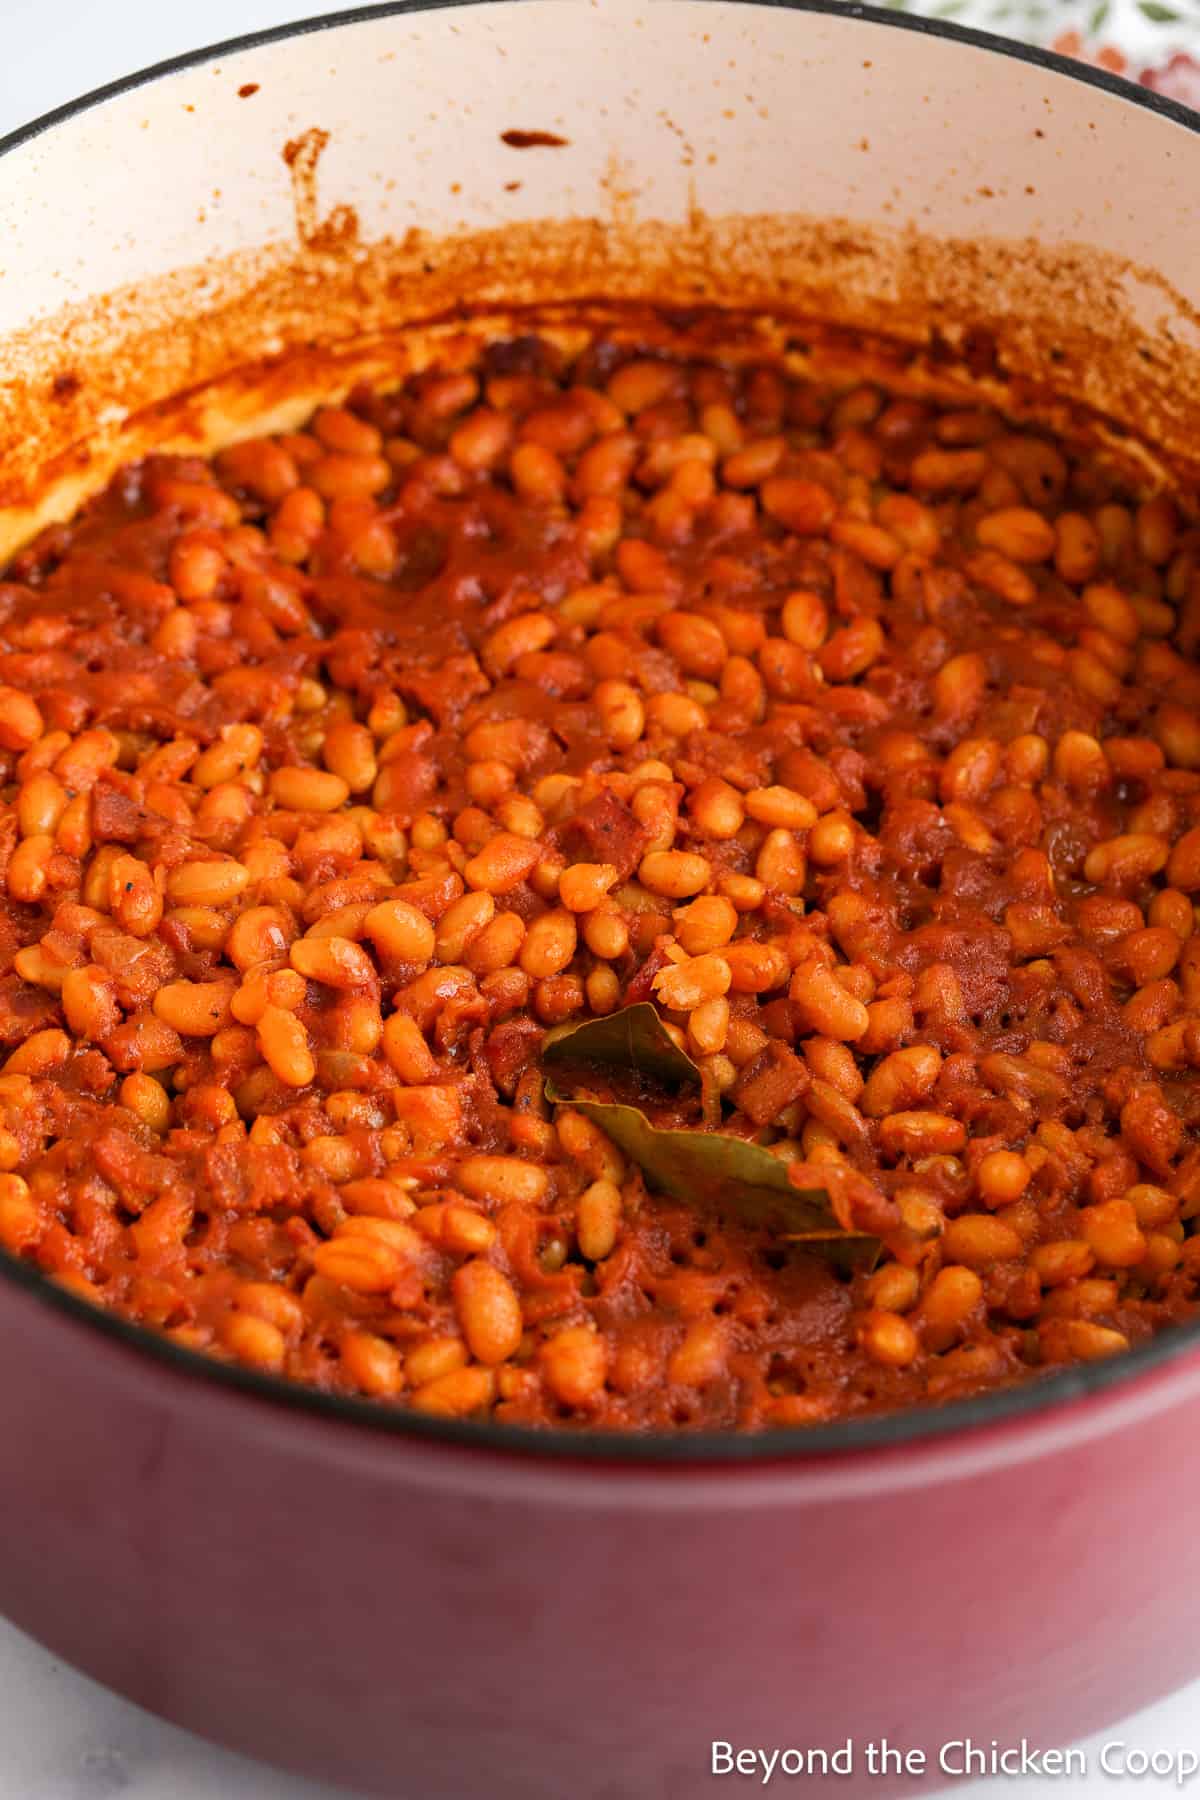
xmin=1 ymin=2 xmax=1199 ymax=1795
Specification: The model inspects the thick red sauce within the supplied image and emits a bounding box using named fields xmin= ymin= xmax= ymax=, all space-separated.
xmin=0 ymin=329 xmax=1197 ymax=1430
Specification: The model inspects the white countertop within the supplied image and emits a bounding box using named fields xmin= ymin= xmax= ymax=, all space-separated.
xmin=0 ymin=1590 xmax=1198 ymax=1800
xmin=2 ymin=3 xmax=1199 ymax=1794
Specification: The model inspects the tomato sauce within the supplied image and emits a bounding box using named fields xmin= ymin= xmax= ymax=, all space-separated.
xmin=0 ymin=332 xmax=1196 ymax=1430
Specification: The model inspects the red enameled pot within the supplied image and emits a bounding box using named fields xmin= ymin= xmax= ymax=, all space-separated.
xmin=0 ymin=4 xmax=1198 ymax=1794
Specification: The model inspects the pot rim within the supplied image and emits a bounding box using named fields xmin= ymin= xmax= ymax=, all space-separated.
xmin=2 ymin=0 xmax=1198 ymax=1468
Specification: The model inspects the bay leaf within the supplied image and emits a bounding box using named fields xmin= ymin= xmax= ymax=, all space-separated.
xmin=542 ymin=1001 xmax=701 ymax=1088
xmin=545 ymin=1083 xmax=876 ymax=1269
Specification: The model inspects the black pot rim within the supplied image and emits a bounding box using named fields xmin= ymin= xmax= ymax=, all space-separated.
xmin=1 ymin=0 xmax=1198 ymax=1469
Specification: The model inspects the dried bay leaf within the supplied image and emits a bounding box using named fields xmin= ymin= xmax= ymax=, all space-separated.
xmin=545 ymin=1083 xmax=876 ymax=1269
xmin=542 ymin=1003 xmax=878 ymax=1267
xmin=542 ymin=1001 xmax=702 ymax=1087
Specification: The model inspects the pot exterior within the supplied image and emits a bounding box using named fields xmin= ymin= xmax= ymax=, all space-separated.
xmin=4 ymin=1273 xmax=1200 ymax=1798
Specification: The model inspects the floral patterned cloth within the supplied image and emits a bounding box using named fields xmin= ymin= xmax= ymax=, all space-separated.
xmin=870 ymin=0 xmax=1200 ymax=104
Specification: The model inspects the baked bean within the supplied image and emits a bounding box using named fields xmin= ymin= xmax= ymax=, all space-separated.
xmin=257 ymin=1006 xmax=315 ymax=1087
xmin=1079 ymin=1200 xmax=1147 ymax=1269
xmin=339 ymin=1331 xmax=403 ymax=1397
xmin=1085 ymin=833 xmax=1169 ymax=886
xmin=458 ymin=1155 xmax=548 ymax=1206
xmin=942 ymin=1214 xmax=1023 ymax=1266
xmin=658 ymin=611 xmax=727 ymax=678
xmin=520 ymin=911 xmax=577 ymax=979
xmin=673 ymin=896 xmax=738 ymax=955
xmin=153 ymin=980 xmax=235 ymax=1037
xmin=270 ymin=767 xmax=350 ymax=813
xmin=61 ymin=966 xmax=120 ymax=1041
xmin=818 ymin=618 xmax=885 ymax=681
xmin=918 ymin=1267 xmax=983 ymax=1351
xmin=165 ymin=859 xmax=250 ymax=906
xmin=225 ymin=907 xmax=292 ymax=972
xmin=859 ymin=1310 xmax=918 ymax=1368
xmin=861 ymin=1046 xmax=941 ymax=1117
xmin=7 ymin=836 xmax=53 ymax=903
xmin=910 ymin=448 xmax=988 ymax=493
xmin=780 ymin=591 xmax=828 ymax=650
xmin=653 ymin=954 xmax=731 ymax=1011
xmin=410 ymin=1366 xmax=495 ymax=1417
xmin=0 ymin=688 xmax=44 ymax=751
xmin=322 ymin=720 xmax=378 ymax=794
xmin=430 ymin=891 xmax=491 ymax=963
xmin=966 ymin=548 xmax=1037 ymax=607
xmin=1168 ymin=827 xmax=1200 ymax=892
xmin=290 ymin=935 xmax=376 ymax=989
xmin=977 ymin=1151 xmax=1031 ymax=1206
xmin=932 ymin=652 xmax=987 ymax=721
xmin=309 ymin=452 xmax=390 ymax=500
xmin=689 ymin=778 xmax=745 ymax=840
xmin=1055 ymin=514 xmax=1101 ymax=585
xmin=976 ymin=507 xmax=1056 ymax=563
xmin=686 ymin=996 xmax=729 ymax=1057
xmin=313 ymin=407 xmax=383 ymax=455
xmin=510 ymin=442 xmax=567 ymax=504
xmin=363 ymin=899 xmax=436 ymax=964
xmin=760 ymin=477 xmax=836 ymax=535
xmin=880 ymin=1112 xmax=966 ymax=1157
xmin=540 ymin=1326 xmax=607 ymax=1407
xmin=558 ymin=862 xmax=618 ymax=913
xmin=1112 ymin=927 xmax=1180 ymax=985
xmin=221 ymin=1312 xmax=287 ymax=1372
xmin=17 ymin=772 xmax=67 ymax=839
xmin=1057 ymin=1321 xmax=1130 ymax=1362
xmin=723 ymin=942 xmax=791 ymax=994
xmin=580 ymin=906 xmax=629 ymax=961
xmin=464 ymin=833 xmax=542 ymax=894
xmin=744 ymin=786 xmax=817 ymax=830
xmin=861 ymin=1263 xmax=918 ymax=1318
xmin=593 ymin=681 xmax=646 ymax=750
xmin=790 ymin=956 xmax=868 ymax=1041
xmin=453 ymin=1259 xmax=524 ymax=1365
xmin=1149 ymin=890 xmax=1193 ymax=938
xmin=120 ymin=1072 xmax=171 ymax=1132
xmin=465 ymin=912 xmax=526 ymax=975
xmin=806 ymin=812 xmax=854 ymax=866
xmin=1156 ymin=703 xmax=1200 ymax=771
xmin=640 ymin=850 xmax=711 ymax=899
xmin=1031 ymin=1241 xmax=1095 ymax=1287
xmin=720 ymin=657 xmax=766 ymax=723
xmin=380 ymin=1013 xmax=437 ymax=1083
xmin=873 ymin=493 xmax=937 ymax=556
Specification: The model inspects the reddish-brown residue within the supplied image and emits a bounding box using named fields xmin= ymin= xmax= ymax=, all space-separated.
xmin=282 ymin=128 xmax=331 ymax=247
xmin=237 ymin=82 xmax=260 ymax=99
xmin=3 ymin=206 xmax=1200 ymax=557
xmin=500 ymin=129 xmax=569 ymax=149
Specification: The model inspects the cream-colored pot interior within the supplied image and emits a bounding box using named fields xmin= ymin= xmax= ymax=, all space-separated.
xmin=0 ymin=0 xmax=1198 ymax=558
